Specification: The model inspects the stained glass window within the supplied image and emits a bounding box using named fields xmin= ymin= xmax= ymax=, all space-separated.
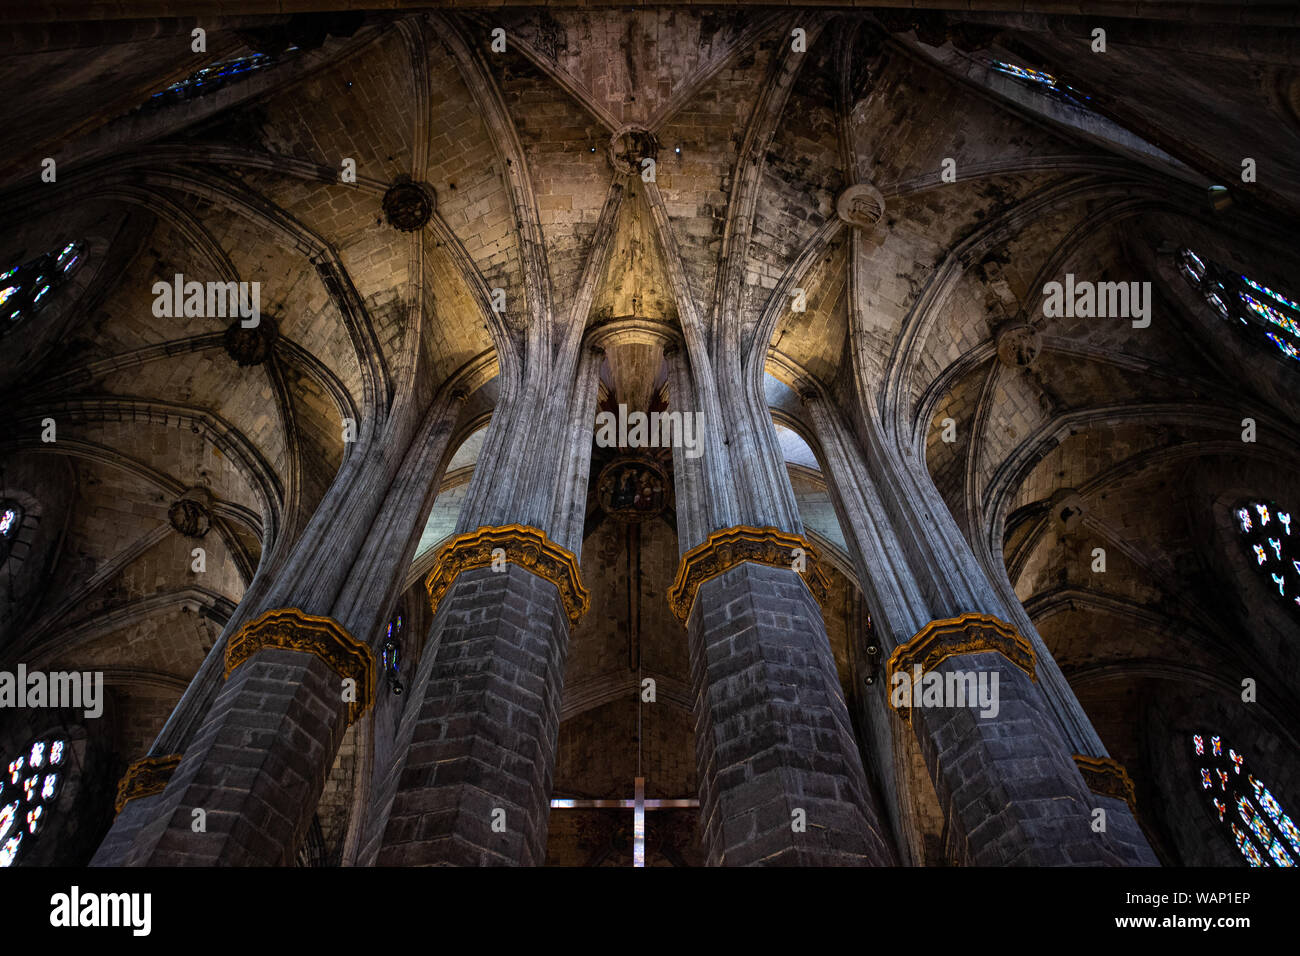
xmin=1235 ymin=499 xmax=1300 ymax=610
xmin=0 ymin=736 xmax=67 ymax=867
xmin=382 ymin=614 xmax=404 ymax=696
xmin=987 ymin=59 xmax=1091 ymax=108
xmin=0 ymin=500 xmax=21 ymax=563
xmin=0 ymin=241 xmax=85 ymax=334
xmin=144 ymin=49 xmax=298 ymax=109
xmin=1192 ymin=733 xmax=1298 ymax=867
xmin=1178 ymin=248 xmax=1300 ymax=366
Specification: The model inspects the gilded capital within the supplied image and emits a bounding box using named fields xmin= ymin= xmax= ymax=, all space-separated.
xmin=424 ymin=524 xmax=590 ymax=626
xmin=886 ymin=612 xmax=1036 ymax=721
xmin=224 ymin=607 xmax=375 ymax=724
xmin=1073 ymin=755 xmax=1138 ymax=813
xmin=114 ymin=753 xmax=182 ymax=814
xmin=667 ymin=525 xmax=829 ymax=624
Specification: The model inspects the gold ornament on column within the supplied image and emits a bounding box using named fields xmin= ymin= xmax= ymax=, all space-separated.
xmin=224 ymin=607 xmax=376 ymax=724
xmin=666 ymin=525 xmax=830 ymax=624
xmin=886 ymin=612 xmax=1036 ymax=722
xmin=113 ymin=753 xmax=183 ymax=814
xmin=424 ymin=524 xmax=590 ymax=625
xmin=1073 ymin=754 xmax=1139 ymax=814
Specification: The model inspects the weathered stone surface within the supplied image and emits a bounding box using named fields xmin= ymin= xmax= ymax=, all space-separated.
xmin=17 ymin=4 xmax=1287 ymax=872
xmin=688 ymin=562 xmax=895 ymax=866
xmin=369 ymin=564 xmax=569 ymax=866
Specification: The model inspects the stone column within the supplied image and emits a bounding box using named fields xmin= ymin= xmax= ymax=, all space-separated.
xmin=367 ymin=539 xmax=583 ymax=865
xmin=665 ymin=343 xmax=707 ymax=554
xmin=92 ymin=389 xmax=462 ymax=866
xmin=549 ymin=343 xmax=604 ymax=554
xmin=801 ymin=387 xmax=1157 ymax=865
xmin=799 ymin=388 xmax=931 ymax=862
xmin=667 ymin=352 xmax=895 ymax=866
xmin=364 ymin=358 xmax=601 ymax=865
xmin=1074 ymin=756 xmax=1157 ymax=865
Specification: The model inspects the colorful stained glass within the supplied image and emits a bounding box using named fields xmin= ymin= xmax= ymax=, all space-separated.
xmin=1237 ymin=500 xmax=1300 ymax=612
xmin=988 ymin=59 xmax=1091 ymax=108
xmin=1194 ymin=734 xmax=1205 ymax=755
xmin=1267 ymin=840 xmax=1295 ymax=867
xmin=1180 ymin=249 xmax=1300 ymax=364
xmin=1238 ymin=796 xmax=1272 ymax=844
xmin=0 ymin=738 xmax=67 ymax=866
xmin=0 ymin=835 xmax=20 ymax=867
xmin=1238 ymin=795 xmax=1295 ymax=866
xmin=1197 ymin=735 xmax=1300 ymax=868
xmin=1266 ymin=332 xmax=1300 ymax=360
xmin=382 ymin=614 xmax=405 ymax=694
xmin=0 ymin=240 xmax=85 ymax=330
xmin=1243 ymin=274 xmax=1300 ymax=312
xmin=0 ymin=508 xmax=15 ymax=536
xmin=1250 ymin=777 xmax=1300 ymax=857
xmin=145 ymin=49 xmax=299 ymax=109
xmin=1242 ymin=292 xmax=1300 ymax=337
xmin=1231 ymin=824 xmax=1266 ymax=867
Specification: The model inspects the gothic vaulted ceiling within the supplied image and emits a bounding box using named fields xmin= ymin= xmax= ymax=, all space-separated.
xmin=2 ymin=2 xmax=1300 ymax=865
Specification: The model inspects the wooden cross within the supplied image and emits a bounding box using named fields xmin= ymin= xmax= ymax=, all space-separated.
xmin=550 ymin=777 xmax=698 ymax=867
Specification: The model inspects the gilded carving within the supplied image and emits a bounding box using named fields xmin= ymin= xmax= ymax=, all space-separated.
xmin=1074 ymin=754 xmax=1138 ymax=813
xmin=224 ymin=606 xmax=375 ymax=724
xmin=887 ymin=612 xmax=1036 ymax=720
xmin=114 ymin=753 xmax=182 ymax=814
xmin=667 ymin=525 xmax=830 ymax=624
xmin=424 ymin=524 xmax=590 ymax=626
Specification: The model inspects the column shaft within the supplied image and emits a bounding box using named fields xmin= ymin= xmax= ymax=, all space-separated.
xmin=801 ymin=388 xmax=1158 ymax=865
xmin=92 ymin=391 xmax=460 ymax=866
xmin=688 ymin=562 xmax=895 ymax=865
xmin=370 ymin=565 xmax=569 ymax=865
